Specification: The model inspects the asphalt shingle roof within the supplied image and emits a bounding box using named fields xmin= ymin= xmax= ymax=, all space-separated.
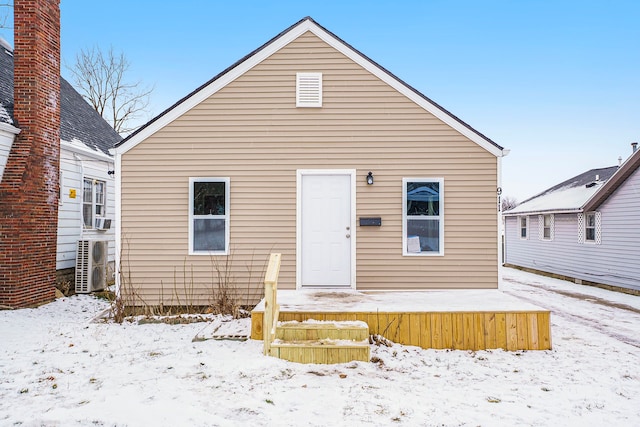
xmin=0 ymin=43 xmax=122 ymax=154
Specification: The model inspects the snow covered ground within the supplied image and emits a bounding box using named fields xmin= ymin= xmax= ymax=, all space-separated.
xmin=1 ymin=267 xmax=639 ymax=426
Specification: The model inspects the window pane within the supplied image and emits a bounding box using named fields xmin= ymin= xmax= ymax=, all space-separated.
xmin=406 ymin=182 xmax=439 ymax=216
xmin=407 ymin=219 xmax=440 ymax=253
xmin=83 ymin=179 xmax=92 ymax=202
xmin=194 ymin=182 xmax=225 ymax=216
xmin=543 ymin=228 xmax=550 ymax=239
xmin=586 ymin=214 xmax=595 ymax=227
xmin=95 ymin=181 xmax=105 ymax=205
xmin=193 ymin=218 xmax=225 ymax=251
xmin=585 ymin=228 xmax=595 ymax=241
xmin=83 ymin=204 xmax=92 ymax=227
xmin=544 ymin=215 xmax=551 ymax=227
xmin=521 ymin=227 xmax=527 ymax=238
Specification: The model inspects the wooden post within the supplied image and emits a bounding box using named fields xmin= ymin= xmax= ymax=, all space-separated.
xmin=263 ymin=253 xmax=281 ymax=355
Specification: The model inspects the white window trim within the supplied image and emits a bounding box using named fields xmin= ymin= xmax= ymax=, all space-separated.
xmin=519 ymin=216 xmax=529 ymax=240
xmin=584 ymin=212 xmax=596 ymax=243
xmin=296 ymin=72 xmax=323 ymax=107
xmin=82 ymin=176 xmax=107 ymax=229
xmin=538 ymin=214 xmax=554 ymax=241
xmin=582 ymin=211 xmax=602 ymax=245
xmin=188 ymin=177 xmax=230 ymax=255
xmin=402 ymin=177 xmax=444 ymax=256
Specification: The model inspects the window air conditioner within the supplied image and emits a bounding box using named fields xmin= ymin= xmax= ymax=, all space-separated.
xmin=95 ymin=218 xmax=112 ymax=231
xmin=75 ymin=239 xmax=108 ymax=293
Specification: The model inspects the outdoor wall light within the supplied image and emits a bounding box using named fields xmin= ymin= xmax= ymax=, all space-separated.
xmin=366 ymin=171 xmax=374 ymax=185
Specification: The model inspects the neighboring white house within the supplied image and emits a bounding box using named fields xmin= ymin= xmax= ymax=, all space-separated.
xmin=0 ymin=39 xmax=122 ymax=284
xmin=503 ymin=146 xmax=640 ymax=293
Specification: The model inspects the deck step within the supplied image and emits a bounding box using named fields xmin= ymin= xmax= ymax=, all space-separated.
xmin=276 ymin=320 xmax=369 ymax=342
xmin=271 ymin=320 xmax=370 ymax=364
xmin=270 ymin=339 xmax=370 ymax=364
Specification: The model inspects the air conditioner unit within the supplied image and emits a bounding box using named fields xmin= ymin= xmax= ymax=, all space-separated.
xmin=95 ymin=218 xmax=112 ymax=231
xmin=75 ymin=239 xmax=108 ymax=293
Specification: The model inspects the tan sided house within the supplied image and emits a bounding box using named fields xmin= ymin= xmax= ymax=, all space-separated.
xmin=114 ymin=17 xmax=508 ymax=308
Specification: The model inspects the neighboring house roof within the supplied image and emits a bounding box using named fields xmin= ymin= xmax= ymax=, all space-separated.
xmin=116 ymin=17 xmax=505 ymax=157
xmin=504 ymin=150 xmax=640 ymax=216
xmin=0 ymin=41 xmax=122 ymax=155
xmin=583 ymin=147 xmax=640 ymax=212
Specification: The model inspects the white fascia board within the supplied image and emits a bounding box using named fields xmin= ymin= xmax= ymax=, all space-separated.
xmin=115 ymin=19 xmax=504 ymax=158
xmin=61 ymin=139 xmax=113 ymax=163
xmin=114 ymin=151 xmax=122 ymax=297
xmin=0 ymin=121 xmax=20 ymax=136
xmin=305 ymin=23 xmax=504 ymax=158
xmin=503 ymin=208 xmax=582 ymax=217
xmin=115 ymin=22 xmax=315 ymax=156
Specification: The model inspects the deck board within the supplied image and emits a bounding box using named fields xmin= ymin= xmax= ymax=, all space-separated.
xmin=251 ymin=290 xmax=552 ymax=351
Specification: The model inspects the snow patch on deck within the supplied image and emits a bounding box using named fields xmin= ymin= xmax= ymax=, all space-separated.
xmin=253 ymin=289 xmax=544 ymax=313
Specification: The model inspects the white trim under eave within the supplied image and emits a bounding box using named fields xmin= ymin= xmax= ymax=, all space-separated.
xmin=306 ymin=24 xmax=504 ymax=158
xmin=61 ymin=139 xmax=113 ymax=162
xmin=114 ymin=19 xmax=504 ymax=158
xmin=503 ymin=208 xmax=583 ymax=217
xmin=0 ymin=121 xmax=20 ymax=136
xmin=114 ymin=21 xmax=315 ymax=156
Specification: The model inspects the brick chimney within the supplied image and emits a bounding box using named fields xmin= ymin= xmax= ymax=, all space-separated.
xmin=0 ymin=0 xmax=61 ymax=308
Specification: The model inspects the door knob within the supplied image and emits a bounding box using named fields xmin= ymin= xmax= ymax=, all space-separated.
xmin=346 ymin=234 xmax=351 ymax=238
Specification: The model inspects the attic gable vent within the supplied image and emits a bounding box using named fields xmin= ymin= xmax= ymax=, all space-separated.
xmin=296 ymin=72 xmax=322 ymax=107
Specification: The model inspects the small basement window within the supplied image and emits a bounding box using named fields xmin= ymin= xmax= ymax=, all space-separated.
xmin=296 ymin=72 xmax=322 ymax=107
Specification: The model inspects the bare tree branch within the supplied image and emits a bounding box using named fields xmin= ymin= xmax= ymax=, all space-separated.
xmin=0 ymin=4 xmax=12 ymax=30
xmin=501 ymin=196 xmax=518 ymax=212
xmin=67 ymin=46 xmax=153 ymax=134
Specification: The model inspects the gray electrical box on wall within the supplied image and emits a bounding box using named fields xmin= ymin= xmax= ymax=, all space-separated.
xmin=359 ymin=217 xmax=381 ymax=226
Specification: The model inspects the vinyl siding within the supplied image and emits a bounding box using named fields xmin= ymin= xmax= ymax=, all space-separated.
xmin=57 ymin=148 xmax=115 ymax=271
xmin=120 ymin=32 xmax=499 ymax=306
xmin=0 ymin=132 xmax=12 ymax=181
xmin=504 ymin=167 xmax=640 ymax=291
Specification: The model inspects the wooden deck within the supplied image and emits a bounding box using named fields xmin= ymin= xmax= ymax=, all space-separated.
xmin=251 ymin=289 xmax=552 ymax=351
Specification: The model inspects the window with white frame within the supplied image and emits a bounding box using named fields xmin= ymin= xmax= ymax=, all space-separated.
xmin=82 ymin=177 xmax=106 ymax=228
xmin=537 ymin=214 xmax=556 ymax=240
xmin=579 ymin=211 xmax=601 ymax=244
xmin=519 ymin=216 xmax=528 ymax=239
xmin=403 ymin=178 xmax=444 ymax=256
xmin=585 ymin=212 xmax=596 ymax=242
xmin=189 ymin=178 xmax=229 ymax=254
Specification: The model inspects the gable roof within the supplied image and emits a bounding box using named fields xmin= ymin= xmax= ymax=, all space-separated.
xmin=503 ymin=154 xmax=640 ymax=216
xmin=115 ymin=17 xmax=504 ymax=157
xmin=583 ymin=147 xmax=640 ymax=212
xmin=0 ymin=42 xmax=122 ymax=155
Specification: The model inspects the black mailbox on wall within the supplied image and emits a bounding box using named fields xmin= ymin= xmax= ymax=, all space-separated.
xmin=359 ymin=217 xmax=382 ymax=226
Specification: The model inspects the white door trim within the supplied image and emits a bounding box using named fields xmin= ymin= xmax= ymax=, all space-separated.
xmin=296 ymin=169 xmax=356 ymax=289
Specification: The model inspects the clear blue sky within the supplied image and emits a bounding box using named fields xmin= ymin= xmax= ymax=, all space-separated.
xmin=1 ymin=1 xmax=639 ymax=201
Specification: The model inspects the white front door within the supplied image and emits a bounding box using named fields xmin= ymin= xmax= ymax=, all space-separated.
xmin=298 ymin=171 xmax=354 ymax=288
